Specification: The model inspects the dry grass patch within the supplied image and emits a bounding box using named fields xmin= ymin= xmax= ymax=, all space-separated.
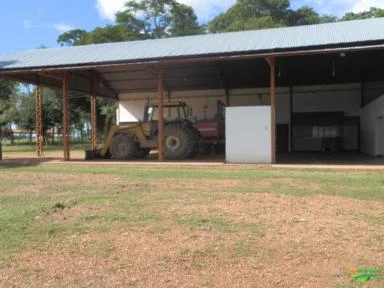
xmin=0 ymin=165 xmax=383 ymax=287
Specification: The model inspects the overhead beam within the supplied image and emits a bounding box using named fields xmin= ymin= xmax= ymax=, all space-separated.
xmin=2 ymin=72 xmax=117 ymax=99
xmin=266 ymin=56 xmax=276 ymax=164
xmin=89 ymin=71 xmax=118 ymax=99
xmin=146 ymin=64 xmax=172 ymax=96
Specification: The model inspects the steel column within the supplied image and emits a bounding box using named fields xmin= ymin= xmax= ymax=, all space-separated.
xmin=266 ymin=57 xmax=276 ymax=164
xmin=35 ymin=84 xmax=43 ymax=156
xmin=158 ymin=66 xmax=165 ymax=161
xmin=90 ymin=94 xmax=97 ymax=150
xmin=62 ymin=72 xmax=70 ymax=161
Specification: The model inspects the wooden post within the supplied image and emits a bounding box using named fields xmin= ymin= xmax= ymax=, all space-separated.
xmin=158 ymin=66 xmax=165 ymax=161
xmin=90 ymin=94 xmax=97 ymax=151
xmin=62 ymin=72 xmax=70 ymax=161
xmin=266 ymin=56 xmax=276 ymax=164
xmin=35 ymin=84 xmax=43 ymax=156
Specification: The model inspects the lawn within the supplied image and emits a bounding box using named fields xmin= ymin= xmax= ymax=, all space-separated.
xmin=0 ymin=164 xmax=383 ymax=287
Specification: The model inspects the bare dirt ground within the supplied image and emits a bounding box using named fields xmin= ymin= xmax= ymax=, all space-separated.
xmin=0 ymin=161 xmax=383 ymax=287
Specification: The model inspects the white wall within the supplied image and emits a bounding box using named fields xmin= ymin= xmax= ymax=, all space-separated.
xmin=118 ymin=87 xmax=290 ymax=123
xmin=118 ymin=100 xmax=147 ymax=123
xmin=292 ymin=83 xmax=361 ymax=116
xmin=360 ymin=95 xmax=384 ymax=156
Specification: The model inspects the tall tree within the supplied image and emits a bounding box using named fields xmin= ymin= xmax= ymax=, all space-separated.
xmin=116 ymin=0 xmax=202 ymax=39
xmin=286 ymin=6 xmax=336 ymax=26
xmin=57 ymin=29 xmax=87 ymax=46
xmin=169 ymin=3 xmax=204 ymax=36
xmin=208 ymin=0 xmax=290 ymax=32
xmin=208 ymin=0 xmax=336 ymax=33
xmin=341 ymin=7 xmax=384 ymax=21
xmin=0 ymin=80 xmax=18 ymax=140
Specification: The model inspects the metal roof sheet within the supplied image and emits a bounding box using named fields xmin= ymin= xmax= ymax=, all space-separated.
xmin=1 ymin=18 xmax=384 ymax=71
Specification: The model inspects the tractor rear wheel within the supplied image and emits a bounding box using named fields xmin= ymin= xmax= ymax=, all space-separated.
xmin=164 ymin=124 xmax=198 ymax=160
xmin=109 ymin=133 xmax=136 ymax=160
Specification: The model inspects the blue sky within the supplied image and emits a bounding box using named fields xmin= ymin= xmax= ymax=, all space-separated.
xmin=1 ymin=0 xmax=383 ymax=56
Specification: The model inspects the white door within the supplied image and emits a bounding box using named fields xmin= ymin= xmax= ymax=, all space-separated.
xmin=226 ymin=106 xmax=272 ymax=164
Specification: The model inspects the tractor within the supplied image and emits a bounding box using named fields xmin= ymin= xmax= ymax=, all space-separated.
xmin=88 ymin=101 xmax=200 ymax=160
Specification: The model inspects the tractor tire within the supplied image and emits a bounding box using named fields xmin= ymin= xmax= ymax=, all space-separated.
xmin=164 ymin=123 xmax=199 ymax=160
xmin=109 ymin=133 xmax=136 ymax=160
xmin=134 ymin=148 xmax=150 ymax=159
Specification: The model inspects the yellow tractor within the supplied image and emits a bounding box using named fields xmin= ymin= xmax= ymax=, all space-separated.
xmin=88 ymin=101 xmax=199 ymax=160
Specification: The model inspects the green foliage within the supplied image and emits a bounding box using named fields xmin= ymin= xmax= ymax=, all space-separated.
xmin=57 ymin=29 xmax=87 ymax=46
xmin=57 ymin=0 xmax=202 ymax=46
xmin=207 ymin=0 xmax=337 ymax=33
xmin=0 ymin=80 xmax=18 ymax=138
xmin=116 ymin=0 xmax=202 ymax=39
xmin=116 ymin=0 xmax=176 ymax=39
xmin=208 ymin=0 xmax=289 ymax=32
xmin=287 ymin=6 xmax=336 ymax=26
xmin=341 ymin=7 xmax=384 ymax=21
xmin=168 ymin=3 xmax=204 ymax=36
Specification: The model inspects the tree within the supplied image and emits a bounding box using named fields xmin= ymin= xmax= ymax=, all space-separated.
xmin=208 ymin=0 xmax=290 ymax=33
xmin=0 ymin=80 xmax=18 ymax=141
xmin=57 ymin=29 xmax=87 ymax=46
xmin=14 ymin=85 xmax=35 ymax=142
xmin=207 ymin=0 xmax=337 ymax=33
xmin=286 ymin=6 xmax=336 ymax=26
xmin=341 ymin=7 xmax=384 ymax=21
xmin=168 ymin=3 xmax=204 ymax=36
xmin=115 ymin=0 xmax=202 ymax=39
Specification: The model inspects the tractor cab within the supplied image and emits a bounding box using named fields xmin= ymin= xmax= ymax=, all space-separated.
xmin=143 ymin=101 xmax=189 ymax=123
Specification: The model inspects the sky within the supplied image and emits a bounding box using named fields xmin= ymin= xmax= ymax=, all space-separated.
xmin=1 ymin=0 xmax=384 ymax=56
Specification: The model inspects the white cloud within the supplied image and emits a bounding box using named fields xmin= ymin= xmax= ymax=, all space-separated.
xmin=23 ymin=20 xmax=32 ymax=28
xmin=95 ymin=0 xmax=236 ymax=22
xmin=177 ymin=0 xmax=235 ymax=21
xmin=95 ymin=0 xmax=384 ymax=22
xmin=95 ymin=0 xmax=127 ymax=21
xmin=53 ymin=23 xmax=75 ymax=33
xmin=23 ymin=20 xmax=74 ymax=32
xmin=352 ymin=0 xmax=384 ymax=13
xmin=291 ymin=0 xmax=384 ymax=16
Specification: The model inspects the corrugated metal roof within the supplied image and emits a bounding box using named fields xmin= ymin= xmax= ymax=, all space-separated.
xmin=1 ymin=18 xmax=384 ymax=71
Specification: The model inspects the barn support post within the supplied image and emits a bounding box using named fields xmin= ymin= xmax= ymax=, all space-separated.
xmin=266 ymin=56 xmax=276 ymax=164
xmin=90 ymin=79 xmax=97 ymax=150
xmin=158 ymin=65 xmax=165 ymax=161
xmin=62 ymin=72 xmax=70 ymax=161
xmin=289 ymin=86 xmax=293 ymax=153
xmin=35 ymin=84 xmax=43 ymax=157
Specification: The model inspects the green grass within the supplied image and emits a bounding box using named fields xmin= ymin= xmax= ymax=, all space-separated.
xmin=0 ymin=164 xmax=383 ymax=258
xmin=1 ymin=142 xmax=89 ymax=154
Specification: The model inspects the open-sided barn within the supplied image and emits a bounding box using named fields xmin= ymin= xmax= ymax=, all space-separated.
xmin=1 ymin=18 xmax=384 ymax=163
